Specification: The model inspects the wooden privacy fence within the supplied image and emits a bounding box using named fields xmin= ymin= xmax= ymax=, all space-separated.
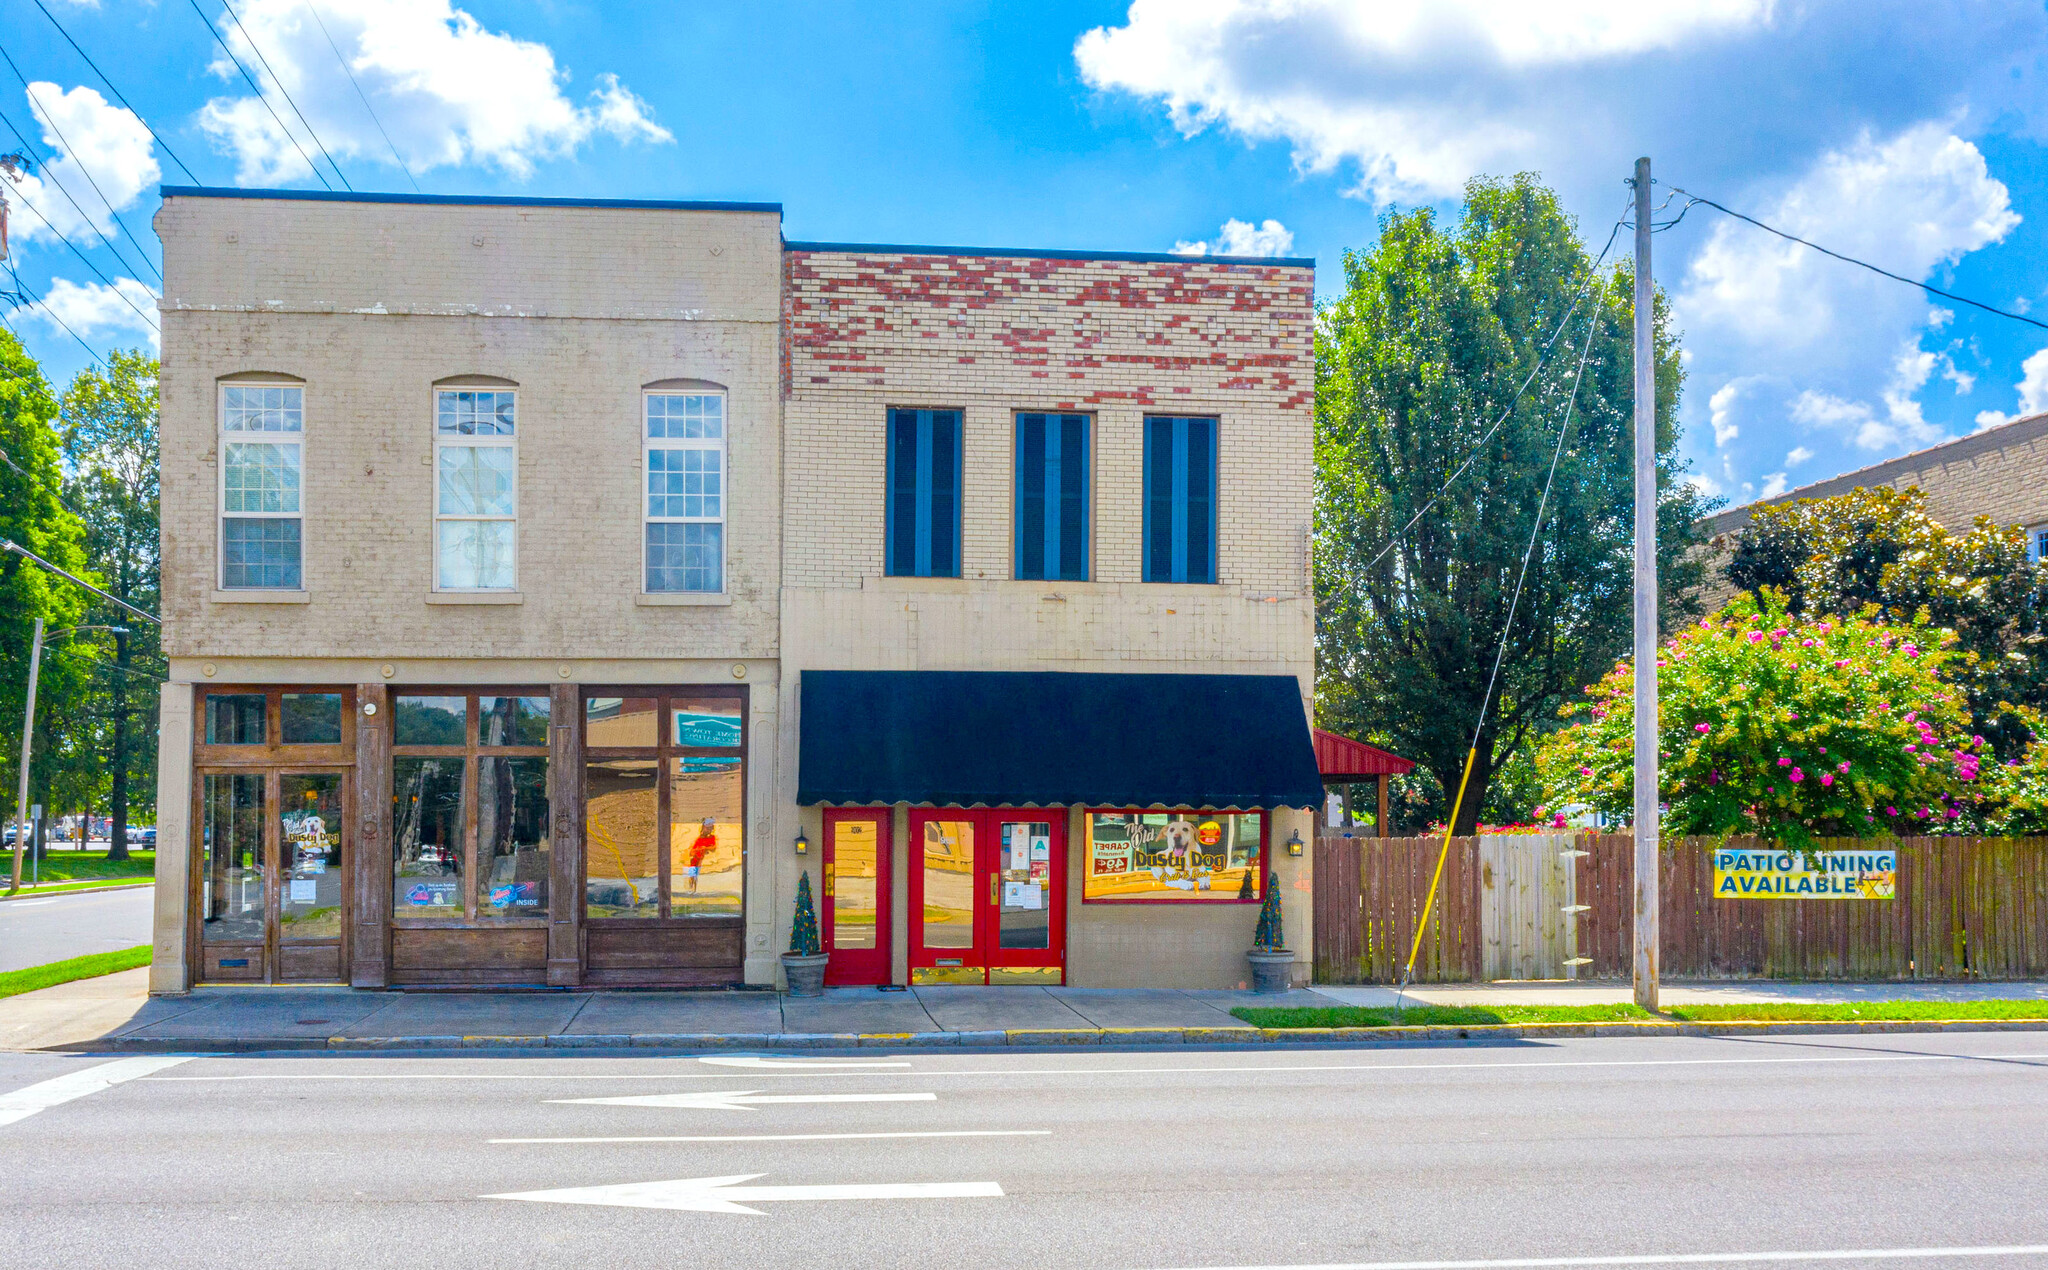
xmin=1314 ymin=833 xmax=2048 ymax=983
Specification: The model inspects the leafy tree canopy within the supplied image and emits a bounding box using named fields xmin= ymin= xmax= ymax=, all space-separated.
xmin=1315 ymin=173 xmax=1712 ymax=833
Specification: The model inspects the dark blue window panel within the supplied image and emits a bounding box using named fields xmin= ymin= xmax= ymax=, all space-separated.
xmin=884 ymin=408 xmax=963 ymax=578
xmin=1141 ymin=416 xmax=1218 ymax=585
xmin=1014 ymin=413 xmax=1090 ymax=582
xmin=221 ymin=517 xmax=302 ymax=589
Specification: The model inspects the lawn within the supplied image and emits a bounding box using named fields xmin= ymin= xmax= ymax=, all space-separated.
xmin=0 ymin=946 xmax=152 ymax=1000
xmin=4 ymin=847 xmax=155 ymax=885
xmin=1233 ymin=1000 xmax=2048 ymax=1028
xmin=1231 ymin=1004 xmax=1656 ymax=1028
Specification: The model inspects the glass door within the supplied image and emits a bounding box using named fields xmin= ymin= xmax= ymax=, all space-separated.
xmin=822 ymin=809 xmax=891 ymax=985
xmin=908 ymin=808 xmax=1066 ymax=985
xmin=277 ymin=772 xmax=348 ymax=981
xmin=195 ymin=769 xmax=349 ymax=983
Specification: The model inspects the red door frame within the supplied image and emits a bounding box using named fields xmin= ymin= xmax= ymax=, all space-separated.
xmin=821 ymin=808 xmax=892 ymax=986
xmin=908 ymin=808 xmax=1066 ymax=985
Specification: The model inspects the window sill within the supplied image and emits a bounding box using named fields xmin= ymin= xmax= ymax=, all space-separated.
xmin=636 ymin=592 xmax=734 ymax=606
xmin=211 ymin=589 xmax=310 ymax=604
xmin=426 ymin=591 xmax=524 ymax=605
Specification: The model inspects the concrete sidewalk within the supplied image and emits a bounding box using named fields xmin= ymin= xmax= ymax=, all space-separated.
xmin=7 ymin=973 xmax=2048 ymax=1053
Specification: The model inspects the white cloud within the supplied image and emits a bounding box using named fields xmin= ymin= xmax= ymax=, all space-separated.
xmin=7 ymin=276 xmax=160 ymax=349
xmin=1786 ymin=344 xmax=1951 ymax=455
xmin=197 ymin=0 xmax=671 ymax=184
xmin=2 ymin=83 xmax=158 ymax=249
xmin=1760 ymin=472 xmax=1789 ymax=499
xmin=1678 ymin=124 xmax=2017 ymax=354
xmin=1076 ymin=0 xmax=1772 ymax=203
xmin=1786 ymin=446 xmax=1813 ymax=465
xmin=1708 ymin=380 xmax=1747 ymax=446
xmin=1973 ymin=346 xmax=2048 ymax=428
xmin=1172 ymin=217 xmax=1296 ymax=257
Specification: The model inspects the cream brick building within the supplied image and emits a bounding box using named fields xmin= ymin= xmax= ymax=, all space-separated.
xmin=151 ymin=187 xmax=1323 ymax=995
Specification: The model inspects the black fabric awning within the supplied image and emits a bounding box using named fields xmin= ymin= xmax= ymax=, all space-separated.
xmin=797 ymin=670 xmax=1324 ymax=810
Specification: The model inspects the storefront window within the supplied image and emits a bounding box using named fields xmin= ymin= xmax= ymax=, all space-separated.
xmin=281 ymin=693 xmax=342 ymax=744
xmin=1083 ymin=811 xmax=1263 ymax=902
xmin=583 ymin=688 xmax=745 ymax=921
xmin=393 ymin=756 xmax=464 ymax=916
xmin=392 ymin=690 xmax=551 ymax=922
xmin=205 ymin=694 xmax=266 ymax=744
xmin=280 ymin=773 xmax=344 ymax=937
xmin=200 ymin=773 xmax=265 ymax=939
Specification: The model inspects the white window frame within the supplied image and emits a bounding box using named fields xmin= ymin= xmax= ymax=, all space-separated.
xmin=433 ymin=388 xmax=519 ymax=592
xmin=217 ymin=381 xmax=305 ymax=591
xmin=2028 ymin=523 xmax=2048 ymax=566
xmin=642 ymin=389 xmax=728 ymax=594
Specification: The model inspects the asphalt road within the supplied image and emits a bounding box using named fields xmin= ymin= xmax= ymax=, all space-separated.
xmin=0 ymin=885 xmax=153 ymax=973
xmin=1 ymin=1033 xmax=2045 ymax=1270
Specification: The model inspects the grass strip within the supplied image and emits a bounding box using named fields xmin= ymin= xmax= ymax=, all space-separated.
xmin=1231 ymin=1004 xmax=1656 ymax=1028
xmin=4 ymin=878 xmax=155 ymax=900
xmin=0 ymin=946 xmax=152 ymax=1000
xmin=7 ymin=848 xmax=156 ymax=883
xmin=1666 ymin=1000 xmax=2048 ymax=1022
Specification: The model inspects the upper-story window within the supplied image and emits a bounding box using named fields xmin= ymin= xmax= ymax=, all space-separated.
xmin=1015 ymin=412 xmax=1089 ymax=582
xmin=219 ymin=384 xmax=303 ymax=590
xmin=1142 ymin=415 xmax=1218 ymax=584
xmin=886 ymin=407 xmax=962 ymax=578
xmin=2028 ymin=523 xmax=2048 ymax=566
xmin=435 ymin=390 xmax=517 ymax=591
xmin=645 ymin=392 xmax=725 ymax=593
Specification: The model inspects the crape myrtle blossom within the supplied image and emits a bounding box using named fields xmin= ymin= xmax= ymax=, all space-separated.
xmin=1535 ymin=590 xmax=1984 ymax=850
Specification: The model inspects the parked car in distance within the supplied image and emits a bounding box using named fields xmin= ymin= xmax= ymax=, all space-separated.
xmin=127 ymin=826 xmax=157 ymax=846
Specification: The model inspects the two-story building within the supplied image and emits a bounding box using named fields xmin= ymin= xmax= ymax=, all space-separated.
xmin=149 ymin=187 xmax=1323 ymax=995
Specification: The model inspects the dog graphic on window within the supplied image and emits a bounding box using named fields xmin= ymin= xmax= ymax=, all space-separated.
xmin=1160 ymin=818 xmax=1199 ymax=884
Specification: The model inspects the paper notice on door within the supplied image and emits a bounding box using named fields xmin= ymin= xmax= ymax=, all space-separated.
xmin=289 ymin=879 xmax=317 ymax=904
xmin=1003 ymin=881 xmax=1044 ymax=911
xmin=1030 ymin=836 xmax=1049 ymax=862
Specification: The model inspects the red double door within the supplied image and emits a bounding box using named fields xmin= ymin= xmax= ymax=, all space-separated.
xmin=821 ymin=807 xmax=1067 ymax=986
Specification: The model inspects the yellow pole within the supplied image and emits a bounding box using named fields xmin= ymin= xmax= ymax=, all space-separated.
xmin=1403 ymin=745 xmax=1480 ymax=985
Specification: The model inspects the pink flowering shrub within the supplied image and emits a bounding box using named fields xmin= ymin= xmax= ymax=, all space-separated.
xmin=1535 ymin=590 xmax=1983 ymax=849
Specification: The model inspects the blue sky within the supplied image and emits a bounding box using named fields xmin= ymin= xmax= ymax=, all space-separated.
xmin=4 ymin=0 xmax=2048 ymax=510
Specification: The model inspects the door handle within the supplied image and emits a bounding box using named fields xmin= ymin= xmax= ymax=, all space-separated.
xmin=990 ymin=874 xmax=998 ymax=906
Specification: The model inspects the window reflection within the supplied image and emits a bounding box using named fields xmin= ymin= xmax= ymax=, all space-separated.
xmin=670 ymin=757 xmax=741 ymax=917
xmin=393 ymin=757 xmax=464 ymax=915
xmin=480 ymin=696 xmax=550 ymax=747
xmin=281 ymin=693 xmax=343 ymax=744
xmin=205 ymin=694 xmax=266 ymax=745
xmin=476 ymin=756 xmax=549 ymax=916
xmin=830 ymin=819 xmax=879 ymax=950
xmin=921 ymin=819 xmax=974 ymax=948
xmin=280 ymin=774 xmax=343 ymax=937
xmin=585 ymin=697 xmax=659 ymax=748
xmin=394 ymin=696 xmax=466 ymax=746
xmin=201 ymin=773 xmax=265 ymax=941
xmin=585 ymin=759 xmax=659 ymax=918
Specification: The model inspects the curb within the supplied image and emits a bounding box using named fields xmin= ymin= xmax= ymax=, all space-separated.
xmin=1 ymin=881 xmax=154 ymax=902
xmin=44 ymin=1016 xmax=2048 ymax=1054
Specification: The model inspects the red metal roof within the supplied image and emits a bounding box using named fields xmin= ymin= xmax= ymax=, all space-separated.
xmin=1312 ymin=728 xmax=1415 ymax=779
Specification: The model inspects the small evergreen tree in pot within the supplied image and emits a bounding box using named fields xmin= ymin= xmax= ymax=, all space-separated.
xmin=1245 ymin=870 xmax=1293 ymax=994
xmin=782 ymin=872 xmax=829 ymax=996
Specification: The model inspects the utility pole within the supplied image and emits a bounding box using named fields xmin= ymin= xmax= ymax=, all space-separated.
xmin=11 ymin=617 xmax=44 ymax=894
xmin=1631 ymin=156 xmax=1661 ymax=1012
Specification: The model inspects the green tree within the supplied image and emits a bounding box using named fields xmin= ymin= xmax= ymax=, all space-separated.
xmin=1537 ymin=591 xmax=1983 ymax=848
xmin=61 ymin=350 xmax=161 ymax=860
xmin=1724 ymin=486 xmax=2048 ymax=758
xmin=0 ymin=329 xmax=92 ymax=865
xmin=1315 ymin=174 xmax=1712 ymax=834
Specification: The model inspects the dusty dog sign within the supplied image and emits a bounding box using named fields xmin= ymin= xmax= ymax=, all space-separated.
xmin=1712 ymin=846 xmax=1897 ymax=899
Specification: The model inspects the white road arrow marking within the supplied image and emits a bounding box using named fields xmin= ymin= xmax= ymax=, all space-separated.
xmin=484 ymin=1172 xmax=1004 ymax=1215
xmin=551 ymin=1089 xmax=937 ymax=1112
xmin=698 ymin=1056 xmax=910 ymax=1070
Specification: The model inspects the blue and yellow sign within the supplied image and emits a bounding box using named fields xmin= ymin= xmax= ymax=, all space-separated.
xmin=1713 ymin=847 xmax=1896 ymax=899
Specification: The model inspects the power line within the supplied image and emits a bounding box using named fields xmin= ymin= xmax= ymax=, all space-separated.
xmin=1 ymin=538 xmax=158 ymax=624
xmin=5 ymin=261 xmax=113 ymax=369
xmin=303 ymin=0 xmax=419 ymax=192
xmin=185 ymin=0 xmax=332 ymax=191
xmin=0 ymin=198 xmax=153 ymax=338
xmin=1666 ymin=183 xmax=2048 ymax=334
xmin=0 ymin=98 xmax=161 ymax=290
xmin=220 ymin=0 xmax=352 ymax=191
xmin=0 ymin=43 xmax=163 ymax=285
xmin=1361 ymin=201 xmax=1632 ymax=574
xmin=29 ymin=0 xmax=201 ymax=185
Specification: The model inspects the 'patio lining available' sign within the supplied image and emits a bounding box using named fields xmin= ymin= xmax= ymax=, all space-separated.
xmin=1712 ymin=847 xmax=1896 ymax=900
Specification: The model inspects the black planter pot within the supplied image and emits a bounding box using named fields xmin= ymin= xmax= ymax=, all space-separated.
xmin=782 ymin=952 xmax=829 ymax=997
xmin=1245 ymin=948 xmax=1293 ymax=995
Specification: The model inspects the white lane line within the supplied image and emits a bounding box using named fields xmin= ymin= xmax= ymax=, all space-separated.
xmin=485 ymin=1172 xmax=1003 ymax=1215
xmin=143 ymin=1049 xmax=2048 ymax=1082
xmin=0 ymin=1055 xmax=191 ymax=1127
xmin=699 ymin=1056 xmax=911 ymax=1070
xmin=1163 ymin=1246 xmax=2048 ymax=1270
xmin=491 ymin=1129 xmax=1051 ymax=1144
xmin=1 ymin=899 xmax=57 ymax=908
xmin=552 ymin=1090 xmax=937 ymax=1111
